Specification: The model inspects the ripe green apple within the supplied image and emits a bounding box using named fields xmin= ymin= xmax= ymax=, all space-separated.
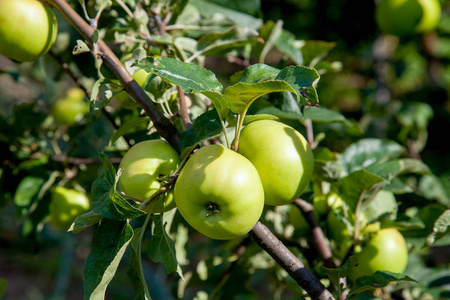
xmin=49 ymin=186 xmax=91 ymax=231
xmin=348 ymin=228 xmax=408 ymax=283
xmin=237 ymin=120 xmax=314 ymax=206
xmin=174 ymin=144 xmax=265 ymax=240
xmin=118 ymin=139 xmax=180 ymax=214
xmin=52 ymin=87 xmax=89 ymax=126
xmin=112 ymin=69 xmax=150 ymax=109
xmin=0 ymin=0 xmax=58 ymax=62
xmin=375 ymin=0 xmax=441 ymax=37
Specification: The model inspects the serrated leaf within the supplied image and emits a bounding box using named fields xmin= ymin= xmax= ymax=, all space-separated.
xmin=425 ymin=209 xmax=450 ymax=247
xmin=136 ymin=57 xmax=228 ymax=118
xmin=91 ymin=153 xmax=146 ymax=220
xmin=333 ymin=169 xmax=386 ymax=212
xmin=225 ymin=80 xmax=297 ymax=115
xmin=127 ymin=228 xmax=151 ymax=300
xmin=69 ymin=210 xmax=103 ymax=234
xmin=348 ymin=271 xmax=417 ymax=297
xmin=322 ymin=256 xmax=359 ymax=288
xmin=147 ymin=215 xmax=183 ymax=278
xmin=84 ymin=219 xmax=134 ymax=300
xmin=340 ymin=139 xmax=404 ymax=176
xmin=179 ymin=109 xmax=224 ymax=152
xmin=109 ymin=117 xmax=151 ymax=146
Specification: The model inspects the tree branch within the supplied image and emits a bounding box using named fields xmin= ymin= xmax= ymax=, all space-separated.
xmin=48 ymin=0 xmax=180 ymax=152
xmin=250 ymin=222 xmax=335 ymax=300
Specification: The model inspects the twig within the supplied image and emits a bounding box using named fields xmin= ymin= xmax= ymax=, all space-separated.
xmin=177 ymin=86 xmax=192 ymax=129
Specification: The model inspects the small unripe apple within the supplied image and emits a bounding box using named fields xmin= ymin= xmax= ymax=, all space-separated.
xmin=375 ymin=0 xmax=441 ymax=36
xmin=52 ymin=87 xmax=89 ymax=126
xmin=49 ymin=186 xmax=91 ymax=231
xmin=0 ymin=0 xmax=58 ymax=62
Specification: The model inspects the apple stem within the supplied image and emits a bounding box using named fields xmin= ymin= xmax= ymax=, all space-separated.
xmin=206 ymin=202 xmax=220 ymax=217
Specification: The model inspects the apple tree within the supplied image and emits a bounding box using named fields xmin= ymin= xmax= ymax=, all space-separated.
xmin=0 ymin=0 xmax=449 ymax=299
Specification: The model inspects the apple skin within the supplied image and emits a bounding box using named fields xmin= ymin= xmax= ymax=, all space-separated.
xmin=49 ymin=187 xmax=91 ymax=231
xmin=348 ymin=228 xmax=408 ymax=283
xmin=375 ymin=0 xmax=441 ymax=37
xmin=174 ymin=144 xmax=265 ymax=240
xmin=118 ymin=140 xmax=180 ymax=214
xmin=237 ymin=120 xmax=314 ymax=206
xmin=0 ymin=0 xmax=58 ymax=62
xmin=52 ymin=87 xmax=89 ymax=126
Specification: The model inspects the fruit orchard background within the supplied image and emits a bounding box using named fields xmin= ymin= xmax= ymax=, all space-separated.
xmin=0 ymin=0 xmax=450 ymax=299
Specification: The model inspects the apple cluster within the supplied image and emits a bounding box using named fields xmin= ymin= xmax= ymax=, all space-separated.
xmin=118 ymin=120 xmax=314 ymax=240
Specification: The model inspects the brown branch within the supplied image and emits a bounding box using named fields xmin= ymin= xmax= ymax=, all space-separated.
xmin=48 ymin=0 xmax=180 ymax=152
xmin=177 ymin=86 xmax=192 ymax=129
xmin=250 ymin=222 xmax=335 ymax=300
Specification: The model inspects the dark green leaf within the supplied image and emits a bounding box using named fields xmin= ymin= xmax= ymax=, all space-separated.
xmin=84 ymin=219 xmax=134 ymax=300
xmin=366 ymin=158 xmax=431 ymax=182
xmin=69 ymin=210 xmax=103 ymax=234
xmin=275 ymin=65 xmax=320 ymax=105
xmin=301 ymin=40 xmax=336 ymax=67
xmin=179 ymin=109 xmax=224 ymax=152
xmin=348 ymin=271 xmax=417 ymax=297
xmin=147 ymin=215 xmax=182 ymax=277
xmin=14 ymin=176 xmax=45 ymax=207
xmin=425 ymin=209 xmax=450 ymax=247
xmin=321 ymin=256 xmax=359 ymax=288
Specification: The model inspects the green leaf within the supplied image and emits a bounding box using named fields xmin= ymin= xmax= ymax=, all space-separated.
xmin=274 ymin=29 xmax=303 ymax=65
xmin=419 ymin=175 xmax=450 ymax=207
xmin=136 ymin=57 xmax=228 ymax=118
xmin=303 ymin=106 xmax=354 ymax=127
xmin=109 ymin=117 xmax=151 ymax=146
xmin=362 ymin=190 xmax=398 ymax=223
xmin=226 ymin=113 xmax=280 ymax=127
xmin=366 ymin=158 xmax=431 ymax=182
xmin=340 ymin=139 xmax=404 ymax=175
xmin=321 ymin=256 xmax=359 ymax=288
xmin=147 ymin=214 xmax=183 ymax=278
xmin=91 ymin=153 xmax=146 ymax=220
xmin=237 ymin=63 xmax=280 ymax=83
xmin=348 ymin=271 xmax=417 ymax=297
xmin=301 ymin=40 xmax=337 ymax=67
xmin=275 ymin=65 xmax=320 ymax=105
xmin=14 ymin=176 xmax=45 ymax=207
xmin=127 ymin=227 xmax=151 ymax=300
xmin=69 ymin=210 xmax=103 ymax=234
xmin=425 ymin=209 xmax=450 ymax=247
xmin=84 ymin=219 xmax=134 ymax=300
xmin=179 ymin=109 xmax=224 ymax=152
xmin=225 ymin=80 xmax=297 ymax=115
xmin=333 ymin=169 xmax=386 ymax=212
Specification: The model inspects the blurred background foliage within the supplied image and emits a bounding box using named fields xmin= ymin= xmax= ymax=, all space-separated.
xmin=0 ymin=0 xmax=449 ymax=299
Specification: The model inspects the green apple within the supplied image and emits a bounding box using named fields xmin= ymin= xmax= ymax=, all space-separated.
xmin=118 ymin=139 xmax=180 ymax=214
xmin=49 ymin=186 xmax=91 ymax=231
xmin=375 ymin=0 xmax=441 ymax=37
xmin=112 ymin=69 xmax=150 ymax=109
xmin=52 ymin=87 xmax=89 ymax=126
xmin=237 ymin=120 xmax=314 ymax=206
xmin=0 ymin=0 xmax=58 ymax=62
xmin=174 ymin=144 xmax=265 ymax=240
xmin=348 ymin=228 xmax=408 ymax=283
